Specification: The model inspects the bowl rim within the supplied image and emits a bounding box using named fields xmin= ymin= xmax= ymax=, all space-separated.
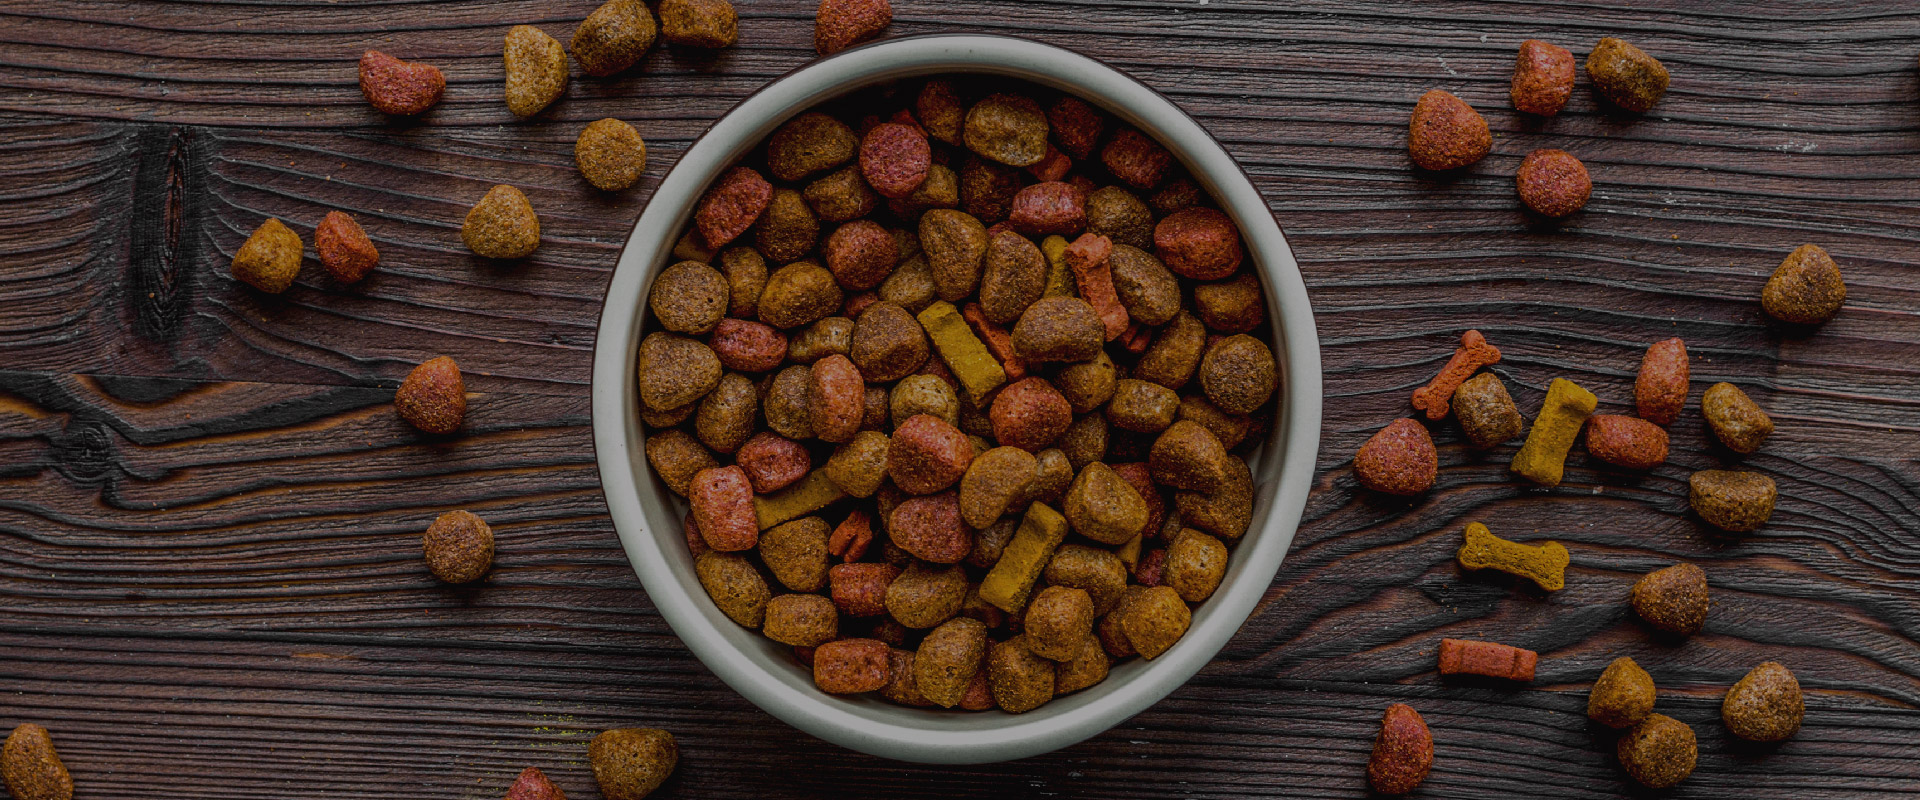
xmin=590 ymin=32 xmax=1323 ymax=764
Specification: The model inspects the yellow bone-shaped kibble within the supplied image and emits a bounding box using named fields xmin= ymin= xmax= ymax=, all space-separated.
xmin=1456 ymin=521 xmax=1568 ymax=591
xmin=1510 ymin=377 xmax=1598 ymax=487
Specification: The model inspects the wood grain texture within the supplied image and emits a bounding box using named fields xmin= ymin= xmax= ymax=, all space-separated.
xmin=0 ymin=0 xmax=1918 ymax=797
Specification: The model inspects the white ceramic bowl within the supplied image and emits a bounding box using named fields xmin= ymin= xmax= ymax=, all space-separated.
xmin=591 ymin=34 xmax=1322 ymax=764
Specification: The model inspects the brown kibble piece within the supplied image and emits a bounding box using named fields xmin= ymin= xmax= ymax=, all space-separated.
xmin=1149 ymin=419 xmax=1231 ymax=493
xmin=637 ymin=332 xmax=721 ymax=412
xmin=761 ymin=517 xmax=830 ymax=592
xmin=232 ymin=217 xmax=303 ymax=293
xmin=885 ymin=562 xmax=968 ymax=628
xmin=696 ymin=551 xmax=770 ymax=627
xmin=1702 ymin=382 xmax=1773 ymax=454
xmin=1452 ymin=372 xmax=1524 ymax=448
xmin=1053 ymin=635 xmax=1111 ymax=695
xmin=1618 ymin=714 xmax=1696 ymax=789
xmin=1408 ymin=89 xmax=1490 ymax=171
xmin=759 ymin=261 xmax=844 ymax=329
xmin=1511 ymin=39 xmax=1575 ymax=116
xmin=423 ymin=509 xmax=493 ymax=583
xmin=915 ymin=618 xmax=988 ymax=707
xmin=814 ymin=638 xmax=891 ymax=693
xmin=977 ymin=228 xmax=1048 ymax=324
xmin=577 ymin=118 xmax=648 ymax=191
xmin=1412 ymin=330 xmax=1501 ymax=420
xmin=1689 ymin=470 xmax=1776 ymax=532
xmin=358 ymin=50 xmax=444 ymax=115
xmin=1763 ymin=243 xmax=1846 ymax=324
xmin=1106 ymin=379 xmax=1179 ymax=434
xmin=1012 ymin=296 xmax=1104 ymax=362
xmin=659 ymin=0 xmax=737 ymax=48
xmin=644 ymin=430 xmax=716 ymax=497
xmin=571 ymin=0 xmax=657 ymax=76
xmin=315 ymin=211 xmax=378 ymax=285
xmin=965 ymin=93 xmax=1050 ymax=167
xmin=1164 ymin=530 xmax=1227 ymax=602
xmin=649 ymin=260 xmax=728 ymax=335
xmin=769 ymin=112 xmax=858 ymax=182
xmin=1367 ymin=703 xmax=1432 ymax=795
xmin=763 ymin=593 xmax=839 ymax=647
xmin=1585 ymin=414 xmax=1669 ymax=470
xmin=1190 ymin=271 xmax=1262 ymax=334
xmin=1589 ymin=656 xmax=1657 ymax=729
xmin=1631 ymin=562 xmax=1709 ymax=636
xmin=1086 ymin=187 xmax=1154 ymax=251
xmin=1635 ymin=337 xmax=1689 ymax=426
xmin=1353 ymin=418 xmax=1436 ymax=496
xmin=814 ymin=0 xmax=891 ymax=55
xmin=1044 ymin=544 xmax=1129 ymax=615
xmin=1516 ymin=149 xmax=1591 ymax=218
xmin=396 ymin=356 xmax=466 ymax=434
xmin=1065 ymin=462 xmax=1148 ymax=545
xmin=2 ymin=724 xmax=71 ymax=800
xmin=959 ymin=446 xmax=1037 ymax=529
xmin=590 ymin=728 xmax=677 ymax=800
xmin=1587 ymin=37 xmax=1669 ymax=113
xmin=1024 ymin=586 xmax=1095 ymax=661
xmin=987 ymin=636 xmax=1055 ymax=713
xmin=504 ymin=26 xmax=568 ymax=117
xmin=1723 ymin=661 xmax=1804 ymax=742
xmin=463 ymin=185 xmax=541 ymax=259
xmin=1199 ymin=335 xmax=1277 ymax=415
xmin=1121 ymin=584 xmax=1190 ymax=659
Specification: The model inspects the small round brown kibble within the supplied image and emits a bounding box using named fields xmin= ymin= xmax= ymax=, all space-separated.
xmin=1587 ymin=656 xmax=1656 ymax=729
xmin=1515 ymin=149 xmax=1590 ymax=218
xmin=570 ymin=0 xmax=658 ymax=77
xmin=577 ymin=118 xmax=648 ymax=191
xmin=1631 ymin=562 xmax=1709 ymax=636
xmin=1617 ymin=713 xmax=1696 ymax=789
xmin=395 ymin=355 xmax=466 ymax=434
xmin=503 ymin=25 xmax=568 ymax=117
xmin=658 ymin=0 xmax=738 ymax=48
xmin=1762 ymin=243 xmax=1846 ymax=324
xmin=1199 ymin=334 xmax=1278 ymax=415
xmin=423 ymin=510 xmax=493 ymax=584
xmin=1722 ymin=661 xmax=1803 ymax=742
xmin=462 ymin=184 xmax=541 ymax=259
xmin=2 ymin=723 xmax=72 ymax=800
xmin=231 ymin=218 xmax=304 ymax=294
xmin=648 ymin=260 xmax=728 ymax=335
xmin=1587 ymin=37 xmax=1669 ymax=113
xmin=589 ymin=727 xmax=678 ymax=800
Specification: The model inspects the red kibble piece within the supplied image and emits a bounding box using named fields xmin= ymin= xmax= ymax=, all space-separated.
xmin=1008 ymin=181 xmax=1087 ymax=237
xmin=1410 ymin=329 xmax=1502 ymax=420
xmin=1368 ymin=704 xmax=1434 ymax=795
xmin=1064 ymin=232 xmax=1128 ymax=340
xmin=357 ymin=50 xmax=445 ymax=116
xmin=887 ymin=413 xmax=975 ymax=495
xmin=683 ymin=510 xmax=710 ymax=558
xmin=734 ymin=432 xmax=810 ymax=493
xmin=315 ymin=210 xmax=379 ymax=285
xmin=1134 ymin=548 xmax=1167 ymax=586
xmin=814 ymin=0 xmax=891 ymax=55
xmin=960 ymin=302 xmax=1027 ymax=380
xmin=695 ymin=166 xmax=773 ymax=250
xmin=859 ymin=122 xmax=932 ymax=200
xmin=989 ymin=377 xmax=1073 ymax=452
xmin=1353 ymin=418 xmax=1437 ymax=496
xmin=813 ymin=637 xmax=892 ymax=693
xmin=1109 ymin=462 xmax=1165 ymax=535
xmin=1635 ymin=337 xmax=1690 ymax=426
xmin=1438 ymin=638 xmax=1537 ymax=681
xmin=829 ymin=562 xmax=899 ymax=617
xmin=844 ymin=291 xmax=880 ymax=318
xmin=1120 ymin=322 xmax=1152 ymax=354
xmin=808 ymin=353 xmax=866 ymax=443
xmin=1153 ymin=207 xmax=1243 ymax=280
xmin=1515 ymin=149 xmax=1591 ymax=218
xmin=888 ymin=491 xmax=970 ymax=563
xmin=505 ymin=767 xmax=566 ymax=800
xmin=823 ymin=219 xmax=899 ymax=291
xmin=689 ymin=465 xmax=758 ymax=552
xmin=1026 ymin=147 xmax=1072 ymax=182
xmin=1047 ymin=96 xmax=1107 ymax=160
xmin=1510 ymin=39 xmax=1576 ymax=117
xmin=829 ymin=509 xmax=873 ymax=563
xmin=1585 ymin=414 xmax=1670 ymax=470
xmin=395 ymin=356 xmax=466 ymax=434
xmin=1101 ymin=127 xmax=1173 ymax=190
xmin=1408 ymin=89 xmax=1491 ymax=171
xmin=709 ymin=318 xmax=789 ymax=373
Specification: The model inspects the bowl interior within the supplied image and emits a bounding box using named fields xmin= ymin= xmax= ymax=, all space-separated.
xmin=591 ymin=34 xmax=1323 ymax=764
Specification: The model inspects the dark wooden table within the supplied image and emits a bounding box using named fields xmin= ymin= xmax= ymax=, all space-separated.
xmin=2 ymin=1 xmax=1918 ymax=797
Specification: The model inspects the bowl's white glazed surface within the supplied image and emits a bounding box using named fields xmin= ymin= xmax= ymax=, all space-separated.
xmin=590 ymin=34 xmax=1322 ymax=764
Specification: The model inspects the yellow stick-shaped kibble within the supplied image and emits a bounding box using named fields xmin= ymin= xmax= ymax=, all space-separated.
xmin=979 ymin=502 xmax=1067 ymax=613
xmin=916 ymin=300 xmax=1007 ymax=406
xmin=1510 ymin=377 xmax=1598 ymax=486
xmin=1457 ymin=521 xmax=1569 ymax=591
xmin=1040 ymin=235 xmax=1076 ymax=298
xmin=752 ymin=470 xmax=846 ymax=531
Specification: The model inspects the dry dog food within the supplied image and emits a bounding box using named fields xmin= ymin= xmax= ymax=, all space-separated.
xmin=1703 ymin=382 xmax=1773 ymax=454
xmin=1510 ymin=377 xmax=1597 ymax=486
xmin=1438 ymin=638 xmax=1536 ymax=681
xmin=503 ymin=25 xmax=568 ymax=117
xmin=1587 ymin=37 xmax=1669 ymax=113
xmin=814 ymin=0 xmax=890 ymax=55
xmin=1763 ymin=243 xmax=1846 ymax=324
xmin=1510 ymin=39 xmax=1575 ymax=116
xmin=463 ymin=185 xmax=541 ymax=259
xmin=1452 ymin=372 xmax=1524 ymax=447
xmin=1689 ymin=469 xmax=1776 ymax=532
xmin=633 ymin=78 xmax=1274 ymax=713
xmin=423 ymin=509 xmax=493 ymax=584
xmin=1584 ymin=414 xmax=1668 ymax=469
xmin=589 ymin=728 xmax=677 ymax=800
xmin=315 ymin=210 xmax=378 ymax=285
xmin=505 ymin=766 xmax=565 ymax=800
xmin=1631 ymin=562 xmax=1709 ymax=636
xmin=2 ymin=724 xmax=71 ymax=800
xmin=1456 ymin=522 xmax=1568 ymax=591
xmin=1367 ymin=704 xmax=1432 ymax=795
xmin=660 ymin=0 xmax=737 ymax=48
xmin=1634 ymin=337 xmax=1689 ymax=425
xmin=1354 ymin=418 xmax=1438 ymax=496
xmin=577 ymin=118 xmax=648 ymax=191
xmin=1411 ymin=329 xmax=1501 ymax=420
xmin=1515 ymin=149 xmax=1590 ymax=218
xmin=358 ymin=50 xmax=444 ymax=115
xmin=1617 ymin=714 xmax=1695 ymax=789
xmin=232 ymin=217 xmax=303 ymax=293
xmin=1588 ymin=656 xmax=1656 ymax=729
xmin=396 ymin=355 xmax=467 ymax=434
xmin=1722 ymin=661 xmax=1803 ymax=742
xmin=571 ymin=0 xmax=656 ymax=76
xmin=1407 ymin=89 xmax=1491 ymax=171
